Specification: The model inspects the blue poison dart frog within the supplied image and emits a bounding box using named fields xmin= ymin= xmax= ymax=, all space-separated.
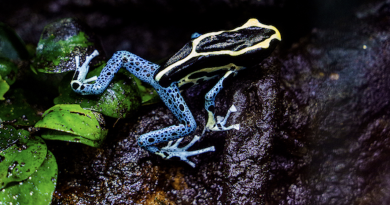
xmin=71 ymin=19 xmax=281 ymax=167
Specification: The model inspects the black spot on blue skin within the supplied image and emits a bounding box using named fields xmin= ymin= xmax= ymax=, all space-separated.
xmin=172 ymin=133 xmax=178 ymax=136
xmin=208 ymin=105 xmax=215 ymax=113
xmin=80 ymin=85 xmax=85 ymax=90
xmin=122 ymin=57 xmax=128 ymax=63
xmin=148 ymin=138 xmax=155 ymax=143
xmin=107 ymin=72 xmax=111 ymax=75
xmin=179 ymin=104 xmax=185 ymax=112
xmin=72 ymin=83 xmax=80 ymax=90
xmin=73 ymin=71 xmax=80 ymax=80
xmin=168 ymin=99 xmax=172 ymax=105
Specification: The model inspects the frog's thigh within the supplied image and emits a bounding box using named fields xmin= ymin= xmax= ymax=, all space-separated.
xmin=204 ymin=70 xmax=236 ymax=130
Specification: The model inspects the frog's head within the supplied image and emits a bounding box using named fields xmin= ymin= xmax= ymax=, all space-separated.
xmin=191 ymin=18 xmax=281 ymax=55
xmin=156 ymin=18 xmax=281 ymax=87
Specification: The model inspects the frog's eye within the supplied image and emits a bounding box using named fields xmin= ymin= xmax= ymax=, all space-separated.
xmin=191 ymin=32 xmax=202 ymax=39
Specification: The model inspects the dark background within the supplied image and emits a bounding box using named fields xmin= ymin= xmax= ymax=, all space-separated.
xmin=0 ymin=0 xmax=366 ymax=61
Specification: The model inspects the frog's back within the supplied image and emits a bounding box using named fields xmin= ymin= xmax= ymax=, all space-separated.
xmin=154 ymin=19 xmax=281 ymax=88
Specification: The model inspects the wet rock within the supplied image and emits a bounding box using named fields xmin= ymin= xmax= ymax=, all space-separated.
xmin=268 ymin=1 xmax=390 ymax=204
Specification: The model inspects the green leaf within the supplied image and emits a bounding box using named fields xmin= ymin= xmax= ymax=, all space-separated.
xmin=0 ymin=75 xmax=9 ymax=100
xmin=0 ymin=88 xmax=41 ymax=126
xmin=0 ymin=57 xmax=18 ymax=86
xmin=0 ymin=150 xmax=57 ymax=205
xmin=54 ymin=65 xmax=142 ymax=118
xmin=35 ymin=104 xmax=108 ymax=147
xmin=132 ymin=74 xmax=160 ymax=105
xmin=0 ymin=127 xmax=47 ymax=189
xmin=32 ymin=18 xmax=104 ymax=74
xmin=0 ymin=125 xmax=28 ymax=152
xmin=41 ymin=129 xmax=106 ymax=148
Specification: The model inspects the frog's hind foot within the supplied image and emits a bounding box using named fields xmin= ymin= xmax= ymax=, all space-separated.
xmin=156 ymin=135 xmax=215 ymax=168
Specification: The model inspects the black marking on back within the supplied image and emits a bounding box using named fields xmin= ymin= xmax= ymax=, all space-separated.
xmin=196 ymin=27 xmax=275 ymax=53
xmin=163 ymin=42 xmax=193 ymax=68
xmin=188 ymin=69 xmax=227 ymax=80
xmin=178 ymin=82 xmax=194 ymax=90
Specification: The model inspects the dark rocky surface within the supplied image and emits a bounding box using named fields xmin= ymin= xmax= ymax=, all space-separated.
xmin=269 ymin=1 xmax=390 ymax=204
xmin=2 ymin=0 xmax=390 ymax=204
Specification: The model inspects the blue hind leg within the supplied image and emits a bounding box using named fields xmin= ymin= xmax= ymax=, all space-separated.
xmin=138 ymin=82 xmax=215 ymax=167
xmin=203 ymin=70 xmax=240 ymax=135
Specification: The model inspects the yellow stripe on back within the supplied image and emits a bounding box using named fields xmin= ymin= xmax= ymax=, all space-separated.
xmin=155 ymin=18 xmax=281 ymax=82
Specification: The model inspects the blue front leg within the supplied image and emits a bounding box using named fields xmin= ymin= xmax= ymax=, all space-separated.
xmin=71 ymin=50 xmax=160 ymax=95
xmin=71 ymin=50 xmax=214 ymax=167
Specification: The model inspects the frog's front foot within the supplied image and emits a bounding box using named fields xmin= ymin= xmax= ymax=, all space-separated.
xmin=203 ymin=105 xmax=240 ymax=135
xmin=155 ymin=136 xmax=215 ymax=167
xmin=71 ymin=50 xmax=99 ymax=86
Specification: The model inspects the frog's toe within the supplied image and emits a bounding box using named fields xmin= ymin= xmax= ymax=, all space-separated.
xmin=232 ymin=123 xmax=240 ymax=130
xmin=229 ymin=105 xmax=237 ymax=112
xmin=216 ymin=116 xmax=224 ymax=123
xmin=83 ymin=76 xmax=98 ymax=83
xmin=71 ymin=81 xmax=82 ymax=90
xmin=158 ymin=136 xmax=215 ymax=167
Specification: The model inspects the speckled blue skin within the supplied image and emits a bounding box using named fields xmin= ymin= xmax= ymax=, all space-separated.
xmin=71 ymin=50 xmax=216 ymax=167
